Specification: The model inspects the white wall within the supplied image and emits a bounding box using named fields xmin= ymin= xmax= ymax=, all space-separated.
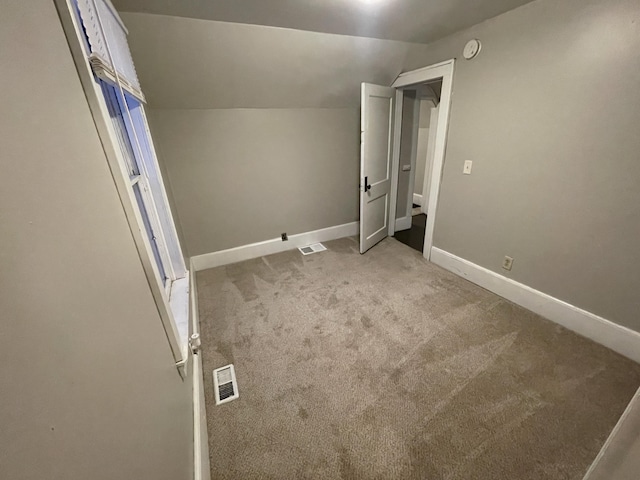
xmin=395 ymin=91 xmax=419 ymax=219
xmin=149 ymin=108 xmax=360 ymax=255
xmin=414 ymin=99 xmax=434 ymax=199
xmin=408 ymin=0 xmax=640 ymax=332
xmin=0 ymin=2 xmax=192 ymax=478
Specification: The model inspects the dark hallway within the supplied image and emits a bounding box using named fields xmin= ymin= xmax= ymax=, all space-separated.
xmin=394 ymin=211 xmax=426 ymax=253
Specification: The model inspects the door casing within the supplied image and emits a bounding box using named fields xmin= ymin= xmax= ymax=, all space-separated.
xmin=388 ymin=59 xmax=455 ymax=261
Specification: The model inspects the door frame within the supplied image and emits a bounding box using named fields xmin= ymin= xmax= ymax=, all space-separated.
xmin=388 ymin=59 xmax=455 ymax=260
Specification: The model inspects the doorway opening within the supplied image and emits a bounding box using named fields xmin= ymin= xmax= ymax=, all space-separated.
xmin=393 ymin=80 xmax=442 ymax=253
xmin=359 ymin=60 xmax=454 ymax=258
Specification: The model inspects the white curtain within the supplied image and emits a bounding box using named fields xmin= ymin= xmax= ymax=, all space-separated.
xmin=76 ymin=0 xmax=145 ymax=102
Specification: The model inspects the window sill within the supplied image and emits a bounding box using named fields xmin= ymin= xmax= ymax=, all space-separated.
xmin=169 ymin=275 xmax=190 ymax=365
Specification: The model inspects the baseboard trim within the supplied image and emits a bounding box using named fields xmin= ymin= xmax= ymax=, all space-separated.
xmin=430 ymin=247 xmax=640 ymax=364
xmin=394 ymin=216 xmax=412 ymax=232
xmin=412 ymin=193 xmax=423 ymax=206
xmin=189 ymin=266 xmax=211 ymax=480
xmin=191 ymin=221 xmax=359 ymax=271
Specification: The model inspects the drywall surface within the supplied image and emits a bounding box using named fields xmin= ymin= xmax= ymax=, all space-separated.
xmin=0 ymin=2 xmax=192 ymax=479
xmin=395 ymin=91 xmax=418 ymax=219
xmin=409 ymin=0 xmax=640 ymax=331
xmin=414 ymin=127 xmax=429 ymax=198
xmin=414 ymin=100 xmax=434 ymax=197
xmin=149 ymin=108 xmax=360 ymax=255
xmin=120 ymin=13 xmax=433 ymax=109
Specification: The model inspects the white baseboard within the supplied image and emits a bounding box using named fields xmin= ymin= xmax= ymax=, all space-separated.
xmin=189 ymin=266 xmax=211 ymax=480
xmin=191 ymin=221 xmax=359 ymax=271
xmin=430 ymin=247 xmax=640 ymax=364
xmin=412 ymin=193 xmax=423 ymax=206
xmin=395 ymin=216 xmax=412 ymax=232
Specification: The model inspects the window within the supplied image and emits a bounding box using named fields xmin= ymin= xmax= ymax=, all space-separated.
xmin=100 ymin=82 xmax=179 ymax=290
xmin=64 ymin=0 xmax=189 ymax=367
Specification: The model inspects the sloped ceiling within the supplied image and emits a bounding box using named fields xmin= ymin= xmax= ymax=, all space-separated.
xmin=113 ymin=0 xmax=536 ymax=44
xmin=121 ymin=13 xmax=434 ymax=109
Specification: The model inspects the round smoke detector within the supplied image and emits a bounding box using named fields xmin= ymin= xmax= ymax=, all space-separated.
xmin=463 ymin=39 xmax=481 ymax=60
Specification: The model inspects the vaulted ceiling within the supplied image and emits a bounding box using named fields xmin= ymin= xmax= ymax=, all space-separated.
xmin=112 ymin=0 xmax=536 ymax=44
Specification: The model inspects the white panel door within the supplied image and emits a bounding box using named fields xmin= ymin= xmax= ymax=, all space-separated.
xmin=360 ymin=83 xmax=395 ymax=254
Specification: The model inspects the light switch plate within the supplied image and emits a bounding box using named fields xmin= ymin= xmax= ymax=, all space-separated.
xmin=463 ymin=160 xmax=473 ymax=175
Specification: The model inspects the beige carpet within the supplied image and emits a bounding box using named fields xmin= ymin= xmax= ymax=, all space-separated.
xmin=196 ymin=237 xmax=640 ymax=480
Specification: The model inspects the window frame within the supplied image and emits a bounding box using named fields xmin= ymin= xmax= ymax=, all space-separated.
xmin=111 ymin=85 xmax=176 ymax=289
xmin=56 ymin=0 xmax=189 ymax=370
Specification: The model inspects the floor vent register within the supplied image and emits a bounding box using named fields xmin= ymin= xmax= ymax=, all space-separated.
xmin=213 ymin=364 xmax=239 ymax=405
xmin=298 ymin=243 xmax=327 ymax=255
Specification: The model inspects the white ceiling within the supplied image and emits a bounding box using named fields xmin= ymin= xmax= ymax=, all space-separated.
xmin=112 ymin=0 xmax=536 ymax=44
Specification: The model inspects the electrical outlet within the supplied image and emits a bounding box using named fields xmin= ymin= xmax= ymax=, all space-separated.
xmin=281 ymin=233 xmax=288 ymax=241
xmin=502 ymin=256 xmax=514 ymax=271
xmin=463 ymin=160 xmax=473 ymax=175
